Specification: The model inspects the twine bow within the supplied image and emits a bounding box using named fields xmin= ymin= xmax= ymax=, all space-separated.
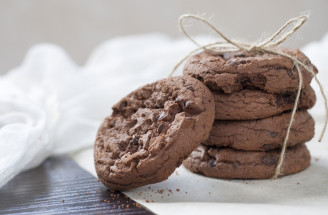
xmin=170 ymin=14 xmax=328 ymax=179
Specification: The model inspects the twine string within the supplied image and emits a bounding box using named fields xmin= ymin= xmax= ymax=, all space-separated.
xmin=171 ymin=14 xmax=328 ymax=178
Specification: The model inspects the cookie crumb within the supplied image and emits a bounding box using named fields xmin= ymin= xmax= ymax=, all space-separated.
xmin=176 ymin=189 xmax=180 ymax=192
xmin=157 ymin=189 xmax=164 ymax=194
xmin=62 ymin=199 xmax=65 ymax=203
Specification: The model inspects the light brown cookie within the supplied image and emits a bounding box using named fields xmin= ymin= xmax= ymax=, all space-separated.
xmin=205 ymin=111 xmax=314 ymax=151
xmin=183 ymin=144 xmax=310 ymax=179
xmin=214 ymin=85 xmax=316 ymax=120
xmin=94 ymin=76 xmax=215 ymax=190
xmin=183 ymin=48 xmax=317 ymax=94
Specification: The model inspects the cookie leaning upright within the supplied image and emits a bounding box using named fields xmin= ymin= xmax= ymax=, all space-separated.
xmin=94 ymin=76 xmax=215 ymax=190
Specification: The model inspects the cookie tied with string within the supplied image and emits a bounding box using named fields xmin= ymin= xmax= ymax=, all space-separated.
xmin=183 ymin=48 xmax=317 ymax=94
xmin=94 ymin=76 xmax=215 ymax=190
xmin=172 ymin=14 xmax=328 ymax=178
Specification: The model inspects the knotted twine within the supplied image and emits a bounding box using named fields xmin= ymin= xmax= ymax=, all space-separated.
xmin=170 ymin=14 xmax=328 ymax=179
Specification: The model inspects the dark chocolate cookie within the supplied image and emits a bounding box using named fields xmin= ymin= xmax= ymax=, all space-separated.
xmin=183 ymin=48 xmax=317 ymax=94
xmin=214 ymin=84 xmax=316 ymax=120
xmin=205 ymin=111 xmax=314 ymax=151
xmin=183 ymin=143 xmax=310 ymax=179
xmin=94 ymin=76 xmax=215 ymax=190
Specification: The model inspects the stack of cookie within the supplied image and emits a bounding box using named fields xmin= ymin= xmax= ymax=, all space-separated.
xmin=182 ymin=48 xmax=317 ymax=179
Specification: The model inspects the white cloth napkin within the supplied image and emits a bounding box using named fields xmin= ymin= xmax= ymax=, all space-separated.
xmin=1 ymin=33 xmax=328 ymax=189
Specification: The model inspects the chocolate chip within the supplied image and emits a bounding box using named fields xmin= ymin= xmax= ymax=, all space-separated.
xmin=184 ymin=100 xmax=201 ymax=114
xmin=287 ymin=69 xmax=296 ymax=79
xmin=262 ymin=144 xmax=274 ymax=151
xmin=108 ymin=119 xmax=116 ymax=128
xmin=185 ymin=100 xmax=193 ymax=108
xmin=268 ymin=131 xmax=278 ymax=137
xmin=119 ymin=101 xmax=127 ymax=110
xmin=175 ymin=98 xmax=184 ymax=109
xmin=129 ymin=135 xmax=139 ymax=145
xmin=186 ymin=85 xmax=194 ymax=92
xmin=209 ymin=159 xmax=217 ymax=167
xmin=229 ymin=61 xmax=238 ymax=66
xmin=233 ymin=161 xmax=240 ymax=169
xmin=157 ymin=123 xmax=164 ymax=133
xmin=158 ymin=112 xmax=165 ymax=120
xmin=261 ymin=155 xmax=278 ymax=166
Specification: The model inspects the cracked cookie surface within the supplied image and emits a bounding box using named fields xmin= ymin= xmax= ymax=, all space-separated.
xmin=205 ymin=111 xmax=314 ymax=151
xmin=183 ymin=143 xmax=310 ymax=179
xmin=214 ymin=84 xmax=316 ymax=120
xmin=94 ymin=76 xmax=215 ymax=190
xmin=183 ymin=48 xmax=317 ymax=94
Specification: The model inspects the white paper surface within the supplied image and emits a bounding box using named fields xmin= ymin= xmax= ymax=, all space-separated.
xmin=71 ymin=129 xmax=328 ymax=215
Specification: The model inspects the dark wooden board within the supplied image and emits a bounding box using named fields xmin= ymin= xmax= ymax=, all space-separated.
xmin=0 ymin=156 xmax=154 ymax=215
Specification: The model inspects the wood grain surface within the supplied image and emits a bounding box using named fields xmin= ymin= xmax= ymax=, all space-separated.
xmin=0 ymin=156 xmax=153 ymax=215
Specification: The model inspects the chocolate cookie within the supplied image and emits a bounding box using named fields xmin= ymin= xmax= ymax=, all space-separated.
xmin=214 ymin=84 xmax=316 ymax=120
xmin=205 ymin=111 xmax=314 ymax=151
xmin=94 ymin=76 xmax=215 ymax=190
xmin=183 ymin=144 xmax=310 ymax=179
xmin=183 ymin=48 xmax=317 ymax=94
